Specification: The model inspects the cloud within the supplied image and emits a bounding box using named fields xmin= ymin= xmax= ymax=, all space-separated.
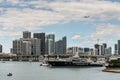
xmin=0 ymin=8 xmax=64 ymax=37
xmin=91 ymin=24 xmax=120 ymax=39
xmin=72 ymin=34 xmax=81 ymax=40
xmin=0 ymin=31 xmax=21 ymax=37
xmin=47 ymin=0 xmax=120 ymax=21
xmin=0 ymin=0 xmax=120 ymax=38
xmin=1 ymin=0 xmax=120 ymax=53
xmin=46 ymin=32 xmax=55 ymax=35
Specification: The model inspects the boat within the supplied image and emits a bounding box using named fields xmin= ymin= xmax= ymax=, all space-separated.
xmin=40 ymin=57 xmax=49 ymax=66
xmin=47 ymin=58 xmax=103 ymax=67
xmin=40 ymin=63 xmax=49 ymax=66
xmin=40 ymin=61 xmax=49 ymax=66
xmin=47 ymin=53 xmax=104 ymax=67
xmin=7 ymin=73 xmax=12 ymax=76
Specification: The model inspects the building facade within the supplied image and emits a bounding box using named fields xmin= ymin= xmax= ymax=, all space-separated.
xmin=55 ymin=36 xmax=67 ymax=54
xmin=23 ymin=31 xmax=31 ymax=39
xmin=94 ymin=44 xmax=100 ymax=55
xmin=12 ymin=31 xmax=41 ymax=56
xmin=13 ymin=40 xmax=22 ymax=55
xmin=0 ymin=44 xmax=2 ymax=53
xmin=33 ymin=33 xmax=45 ymax=55
xmin=114 ymin=44 xmax=118 ymax=54
xmin=94 ymin=43 xmax=108 ymax=56
xmin=67 ymin=47 xmax=83 ymax=56
xmin=31 ymin=38 xmax=41 ymax=56
xmin=22 ymin=41 xmax=32 ymax=56
xmin=62 ymin=37 xmax=67 ymax=55
xmin=46 ymin=34 xmax=55 ymax=55
xmin=118 ymin=40 xmax=120 ymax=55
xmin=104 ymin=47 xmax=112 ymax=56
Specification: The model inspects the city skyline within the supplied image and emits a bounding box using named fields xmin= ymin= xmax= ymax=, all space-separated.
xmin=12 ymin=31 xmax=67 ymax=55
xmin=0 ymin=0 xmax=120 ymax=52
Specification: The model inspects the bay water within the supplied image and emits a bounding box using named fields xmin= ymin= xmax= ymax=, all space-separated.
xmin=0 ymin=61 xmax=120 ymax=80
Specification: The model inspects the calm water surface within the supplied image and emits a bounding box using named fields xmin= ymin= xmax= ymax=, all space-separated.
xmin=0 ymin=61 xmax=120 ymax=80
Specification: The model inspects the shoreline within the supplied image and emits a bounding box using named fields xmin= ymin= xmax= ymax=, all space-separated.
xmin=102 ymin=68 xmax=120 ymax=73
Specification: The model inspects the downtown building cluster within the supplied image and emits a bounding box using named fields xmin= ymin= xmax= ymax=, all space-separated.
xmin=11 ymin=31 xmax=67 ymax=56
xmin=94 ymin=43 xmax=112 ymax=56
xmin=67 ymin=47 xmax=94 ymax=56
xmin=67 ymin=43 xmax=112 ymax=56
xmin=10 ymin=31 xmax=120 ymax=57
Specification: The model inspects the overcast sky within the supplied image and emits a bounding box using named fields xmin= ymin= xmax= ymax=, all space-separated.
xmin=0 ymin=0 xmax=120 ymax=53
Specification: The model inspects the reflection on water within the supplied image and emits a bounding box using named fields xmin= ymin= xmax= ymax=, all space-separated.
xmin=0 ymin=61 xmax=120 ymax=80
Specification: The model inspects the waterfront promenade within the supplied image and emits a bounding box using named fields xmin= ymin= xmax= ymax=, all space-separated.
xmin=0 ymin=53 xmax=106 ymax=62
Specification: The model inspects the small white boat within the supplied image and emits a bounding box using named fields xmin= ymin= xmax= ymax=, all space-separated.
xmin=40 ymin=63 xmax=48 ymax=66
xmin=7 ymin=73 xmax=12 ymax=76
xmin=42 ymin=63 xmax=48 ymax=66
xmin=40 ymin=60 xmax=49 ymax=66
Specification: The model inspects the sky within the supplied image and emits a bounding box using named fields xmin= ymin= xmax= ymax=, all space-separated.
xmin=0 ymin=0 xmax=120 ymax=53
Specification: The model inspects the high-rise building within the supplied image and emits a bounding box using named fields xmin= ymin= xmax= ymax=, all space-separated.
xmin=13 ymin=31 xmax=41 ymax=56
xmin=0 ymin=44 xmax=2 ymax=53
xmin=103 ymin=43 xmax=107 ymax=48
xmin=23 ymin=31 xmax=31 ymax=39
xmin=46 ymin=39 xmax=53 ymax=55
xmin=55 ymin=36 xmax=67 ymax=54
xmin=63 ymin=36 xmax=67 ymax=54
xmin=31 ymin=38 xmax=41 ymax=56
xmin=105 ymin=47 xmax=112 ymax=56
xmin=102 ymin=43 xmax=107 ymax=55
xmin=108 ymin=47 xmax=112 ymax=56
xmin=95 ymin=48 xmax=99 ymax=55
xmin=33 ymin=33 xmax=45 ymax=55
xmin=55 ymin=40 xmax=63 ymax=54
xmin=22 ymin=41 xmax=32 ymax=56
xmin=118 ymin=40 xmax=120 ymax=55
xmin=94 ymin=43 xmax=107 ymax=55
xmin=114 ymin=44 xmax=118 ymax=54
xmin=67 ymin=47 xmax=83 ymax=56
xmin=12 ymin=38 xmax=41 ymax=56
xmin=94 ymin=44 xmax=100 ymax=55
xmin=100 ymin=45 xmax=104 ymax=55
xmin=84 ymin=48 xmax=90 ymax=53
xmin=13 ymin=40 xmax=22 ymax=55
xmin=46 ymin=34 xmax=55 ymax=55
xmin=10 ymin=48 xmax=13 ymax=53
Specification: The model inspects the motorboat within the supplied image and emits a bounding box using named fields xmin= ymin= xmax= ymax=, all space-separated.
xmin=7 ymin=73 xmax=12 ymax=76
